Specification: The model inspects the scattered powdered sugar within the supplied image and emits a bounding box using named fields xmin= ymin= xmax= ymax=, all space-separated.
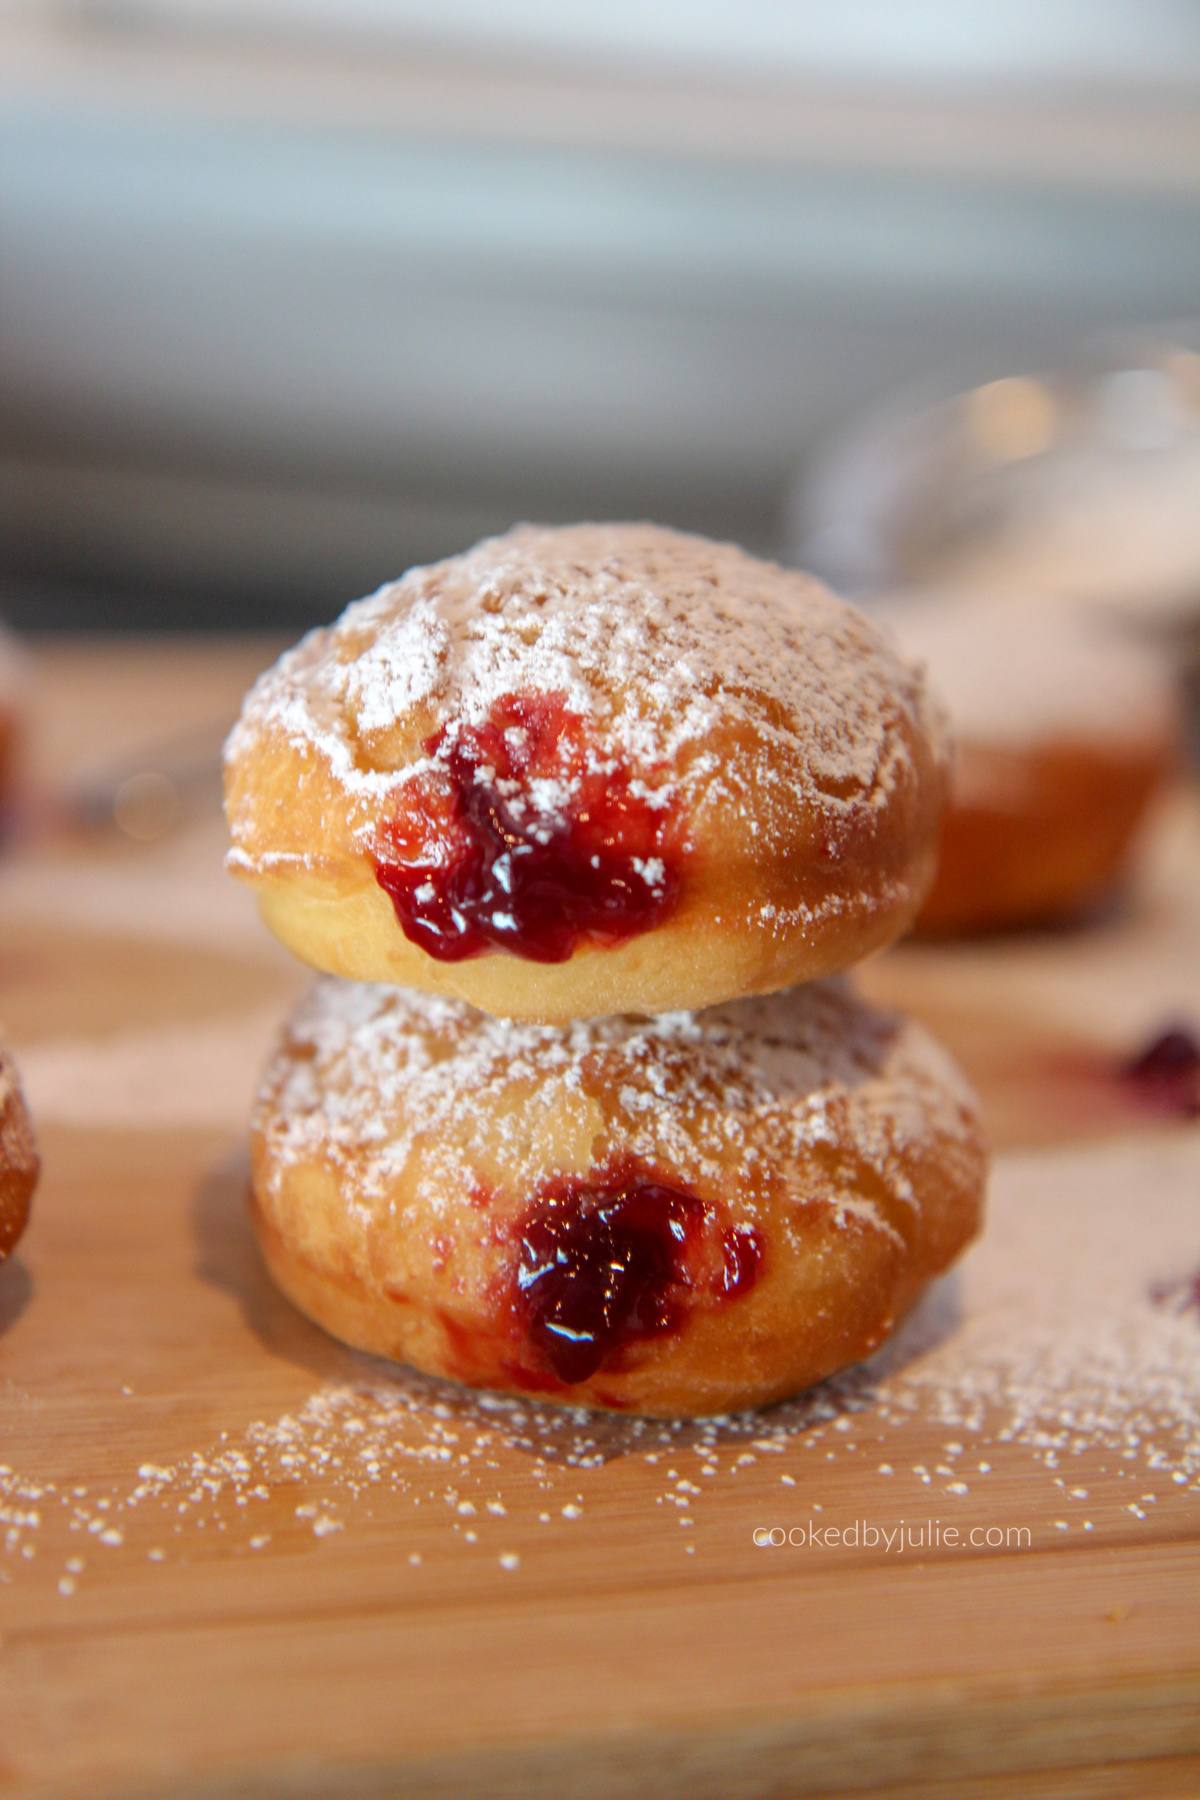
xmin=876 ymin=1134 xmax=1200 ymax=1483
xmin=876 ymin=591 xmax=1179 ymax=752
xmin=3 ymin=1136 xmax=1196 ymax=1602
xmin=252 ymin=974 xmax=981 ymax=1236
xmin=225 ymin=523 xmax=944 ymax=867
xmin=894 ymin=1309 xmax=1200 ymax=1486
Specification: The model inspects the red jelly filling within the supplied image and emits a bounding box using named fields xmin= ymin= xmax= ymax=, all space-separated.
xmin=1121 ymin=1026 xmax=1200 ymax=1120
xmin=512 ymin=1160 xmax=762 ymax=1385
xmin=374 ymin=692 xmax=682 ymax=963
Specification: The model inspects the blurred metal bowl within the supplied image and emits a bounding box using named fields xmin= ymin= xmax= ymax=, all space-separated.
xmin=790 ymin=327 xmax=1200 ymax=637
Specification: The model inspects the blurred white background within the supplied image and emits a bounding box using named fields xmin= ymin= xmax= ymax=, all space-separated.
xmin=2 ymin=0 xmax=1199 ymax=625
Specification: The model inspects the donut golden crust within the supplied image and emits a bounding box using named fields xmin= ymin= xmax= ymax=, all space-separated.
xmin=882 ymin=595 xmax=1182 ymax=936
xmin=0 ymin=1047 xmax=38 ymax=1260
xmin=225 ymin=524 xmax=947 ymax=1022
xmin=249 ymin=977 xmax=986 ymax=1417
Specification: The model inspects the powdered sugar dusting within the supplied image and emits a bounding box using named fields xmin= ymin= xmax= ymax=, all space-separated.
xmin=225 ymin=524 xmax=943 ymax=866
xmin=252 ymin=975 xmax=981 ymax=1232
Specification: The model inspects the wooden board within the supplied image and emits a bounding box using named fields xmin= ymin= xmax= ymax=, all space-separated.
xmin=1 ymin=640 xmax=1198 ymax=1800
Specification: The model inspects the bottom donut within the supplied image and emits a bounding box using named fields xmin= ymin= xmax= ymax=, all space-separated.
xmin=249 ymin=977 xmax=987 ymax=1417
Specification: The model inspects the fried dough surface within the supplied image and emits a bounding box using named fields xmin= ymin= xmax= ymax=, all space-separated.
xmin=251 ymin=977 xmax=986 ymax=1416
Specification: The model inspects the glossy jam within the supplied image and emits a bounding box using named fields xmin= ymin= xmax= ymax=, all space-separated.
xmin=1121 ymin=1026 xmax=1200 ymax=1121
xmin=374 ymin=692 xmax=682 ymax=963
xmin=512 ymin=1160 xmax=762 ymax=1385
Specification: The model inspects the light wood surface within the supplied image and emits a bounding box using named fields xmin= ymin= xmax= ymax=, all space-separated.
xmin=0 ymin=640 xmax=1198 ymax=1799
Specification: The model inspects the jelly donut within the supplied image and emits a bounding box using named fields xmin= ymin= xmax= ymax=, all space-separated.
xmin=225 ymin=524 xmax=948 ymax=1023
xmin=883 ymin=595 xmax=1183 ymax=935
xmin=249 ymin=976 xmax=986 ymax=1416
xmin=0 ymin=1046 xmax=38 ymax=1261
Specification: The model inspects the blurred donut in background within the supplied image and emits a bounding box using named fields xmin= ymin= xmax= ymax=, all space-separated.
xmin=0 ymin=1045 xmax=39 ymax=1260
xmin=881 ymin=594 xmax=1184 ymax=935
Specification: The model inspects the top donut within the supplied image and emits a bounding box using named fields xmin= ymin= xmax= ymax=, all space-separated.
xmin=224 ymin=524 xmax=946 ymax=1021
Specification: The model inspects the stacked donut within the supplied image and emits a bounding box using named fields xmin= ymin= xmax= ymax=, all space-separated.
xmin=225 ymin=525 xmax=986 ymax=1415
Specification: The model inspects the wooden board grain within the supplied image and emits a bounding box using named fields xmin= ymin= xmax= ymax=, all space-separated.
xmin=0 ymin=641 xmax=1198 ymax=1799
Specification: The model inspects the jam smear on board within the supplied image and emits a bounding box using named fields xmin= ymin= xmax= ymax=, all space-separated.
xmin=374 ymin=693 xmax=682 ymax=963
xmin=512 ymin=1159 xmax=762 ymax=1385
xmin=1121 ymin=1025 xmax=1200 ymax=1121
xmin=1149 ymin=1266 xmax=1200 ymax=1316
